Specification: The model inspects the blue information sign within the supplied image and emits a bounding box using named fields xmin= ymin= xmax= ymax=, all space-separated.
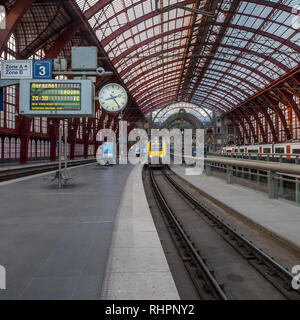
xmin=0 ymin=88 xmax=3 ymax=111
xmin=33 ymin=60 xmax=53 ymax=79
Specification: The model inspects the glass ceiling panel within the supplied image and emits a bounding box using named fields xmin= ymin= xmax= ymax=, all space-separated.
xmin=78 ymin=0 xmax=300 ymax=114
xmin=151 ymin=102 xmax=214 ymax=125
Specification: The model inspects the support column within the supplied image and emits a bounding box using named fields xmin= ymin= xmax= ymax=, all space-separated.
xmin=49 ymin=119 xmax=59 ymax=161
xmin=19 ymin=116 xmax=32 ymax=164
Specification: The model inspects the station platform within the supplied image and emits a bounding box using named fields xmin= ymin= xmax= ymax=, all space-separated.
xmin=0 ymin=163 xmax=178 ymax=300
xmin=171 ymin=164 xmax=300 ymax=254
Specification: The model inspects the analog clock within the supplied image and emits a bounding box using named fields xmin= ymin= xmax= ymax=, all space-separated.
xmin=98 ymin=83 xmax=128 ymax=113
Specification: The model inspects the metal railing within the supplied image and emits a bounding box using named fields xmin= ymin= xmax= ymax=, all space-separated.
xmin=205 ymin=159 xmax=300 ymax=206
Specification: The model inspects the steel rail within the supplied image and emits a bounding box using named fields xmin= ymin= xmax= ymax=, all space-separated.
xmin=163 ymin=167 xmax=300 ymax=300
xmin=149 ymin=168 xmax=228 ymax=300
xmin=0 ymin=159 xmax=96 ymax=182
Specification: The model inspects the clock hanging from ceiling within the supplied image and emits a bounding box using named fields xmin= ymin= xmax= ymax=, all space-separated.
xmin=98 ymin=83 xmax=128 ymax=113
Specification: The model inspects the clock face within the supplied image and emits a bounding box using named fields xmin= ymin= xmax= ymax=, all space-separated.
xmin=99 ymin=83 xmax=128 ymax=113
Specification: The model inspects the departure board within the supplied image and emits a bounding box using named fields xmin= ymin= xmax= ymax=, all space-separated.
xmin=30 ymin=82 xmax=82 ymax=111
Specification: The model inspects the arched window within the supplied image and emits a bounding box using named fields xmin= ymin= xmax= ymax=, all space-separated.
xmin=1 ymin=34 xmax=17 ymax=130
xmin=10 ymin=137 xmax=15 ymax=159
xmin=41 ymin=140 xmax=45 ymax=157
xmin=45 ymin=141 xmax=50 ymax=157
xmin=37 ymin=140 xmax=41 ymax=158
xmin=28 ymin=140 xmax=32 ymax=158
xmin=16 ymin=138 xmax=21 ymax=159
xmin=4 ymin=137 xmax=10 ymax=159
xmin=31 ymin=140 xmax=36 ymax=158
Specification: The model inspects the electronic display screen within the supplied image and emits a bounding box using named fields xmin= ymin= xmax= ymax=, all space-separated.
xmin=30 ymin=82 xmax=81 ymax=111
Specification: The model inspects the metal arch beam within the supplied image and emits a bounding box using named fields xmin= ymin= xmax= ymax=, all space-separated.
xmin=126 ymin=54 xmax=272 ymax=93
xmin=120 ymin=44 xmax=187 ymax=77
xmin=276 ymin=89 xmax=300 ymax=125
xmin=138 ymin=87 xmax=178 ymax=106
xmin=154 ymin=0 xmax=215 ymax=17
xmin=140 ymin=93 xmax=178 ymax=109
xmin=236 ymin=108 xmax=258 ymax=143
xmin=231 ymin=112 xmax=250 ymax=144
xmin=244 ymin=0 xmax=296 ymax=15
xmin=154 ymin=106 xmax=212 ymax=125
xmin=214 ymin=22 xmax=300 ymax=54
xmin=259 ymin=94 xmax=292 ymax=141
xmin=193 ymin=67 xmax=261 ymax=92
xmin=44 ymin=20 xmax=82 ymax=59
xmin=126 ymin=57 xmax=184 ymax=88
xmin=134 ymin=77 xmax=180 ymax=100
xmin=223 ymin=66 xmax=300 ymax=116
xmin=84 ymin=0 xmax=113 ymax=19
xmin=150 ymin=102 xmax=214 ymax=119
xmin=179 ymin=0 xmax=240 ymax=101
xmin=162 ymin=112 xmax=204 ymax=130
xmin=208 ymin=43 xmax=290 ymax=74
xmin=18 ymin=5 xmax=63 ymax=59
xmin=152 ymin=103 xmax=213 ymax=124
xmin=199 ymin=81 xmax=248 ymax=101
xmin=244 ymin=105 xmax=267 ymax=143
xmin=205 ymin=32 xmax=298 ymax=69
xmin=97 ymin=0 xmax=195 ymax=46
xmin=112 ymin=27 xmax=190 ymax=65
xmin=205 ymin=60 xmax=268 ymax=88
xmin=192 ymin=93 xmax=233 ymax=111
xmin=193 ymin=93 xmax=237 ymax=112
xmin=194 ymin=84 xmax=244 ymax=104
xmin=178 ymin=99 xmax=226 ymax=114
xmin=141 ymin=97 xmax=178 ymax=112
xmin=0 ymin=0 xmax=34 ymax=56
xmin=197 ymin=75 xmax=251 ymax=98
xmin=130 ymin=70 xmax=182 ymax=96
xmin=133 ymin=65 xmax=255 ymax=106
xmin=134 ymin=78 xmax=179 ymax=100
xmin=134 ymin=69 xmax=250 ymax=111
xmin=190 ymin=98 xmax=228 ymax=113
xmin=110 ymin=19 xmax=192 ymax=59
xmin=181 ymin=43 xmax=290 ymax=101
xmin=210 ymin=57 xmax=273 ymax=83
xmin=69 ymin=0 xmax=143 ymax=119
xmin=255 ymin=105 xmax=278 ymax=143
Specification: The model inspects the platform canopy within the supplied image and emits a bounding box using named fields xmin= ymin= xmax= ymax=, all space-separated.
xmin=77 ymin=0 xmax=299 ymax=115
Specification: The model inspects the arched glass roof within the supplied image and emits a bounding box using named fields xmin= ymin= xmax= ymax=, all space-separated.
xmin=151 ymin=102 xmax=213 ymax=125
xmin=76 ymin=0 xmax=300 ymax=114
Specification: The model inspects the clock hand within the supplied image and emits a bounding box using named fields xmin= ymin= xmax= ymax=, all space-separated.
xmin=111 ymin=94 xmax=121 ymax=109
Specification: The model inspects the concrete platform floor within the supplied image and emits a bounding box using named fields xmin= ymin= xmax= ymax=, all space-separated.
xmin=0 ymin=164 xmax=132 ymax=299
xmin=100 ymin=165 xmax=180 ymax=300
xmin=171 ymin=164 xmax=300 ymax=254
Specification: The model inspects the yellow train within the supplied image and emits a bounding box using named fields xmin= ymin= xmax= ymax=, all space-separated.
xmin=147 ymin=138 xmax=166 ymax=159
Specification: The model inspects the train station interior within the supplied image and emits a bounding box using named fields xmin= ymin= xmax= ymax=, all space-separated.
xmin=0 ymin=0 xmax=300 ymax=302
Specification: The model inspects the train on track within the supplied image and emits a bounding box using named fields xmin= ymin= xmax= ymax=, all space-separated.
xmin=147 ymin=137 xmax=167 ymax=163
xmin=222 ymin=142 xmax=300 ymax=161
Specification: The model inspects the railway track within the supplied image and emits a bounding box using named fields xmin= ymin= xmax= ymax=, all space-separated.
xmin=0 ymin=158 xmax=96 ymax=182
xmin=149 ymin=166 xmax=300 ymax=300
